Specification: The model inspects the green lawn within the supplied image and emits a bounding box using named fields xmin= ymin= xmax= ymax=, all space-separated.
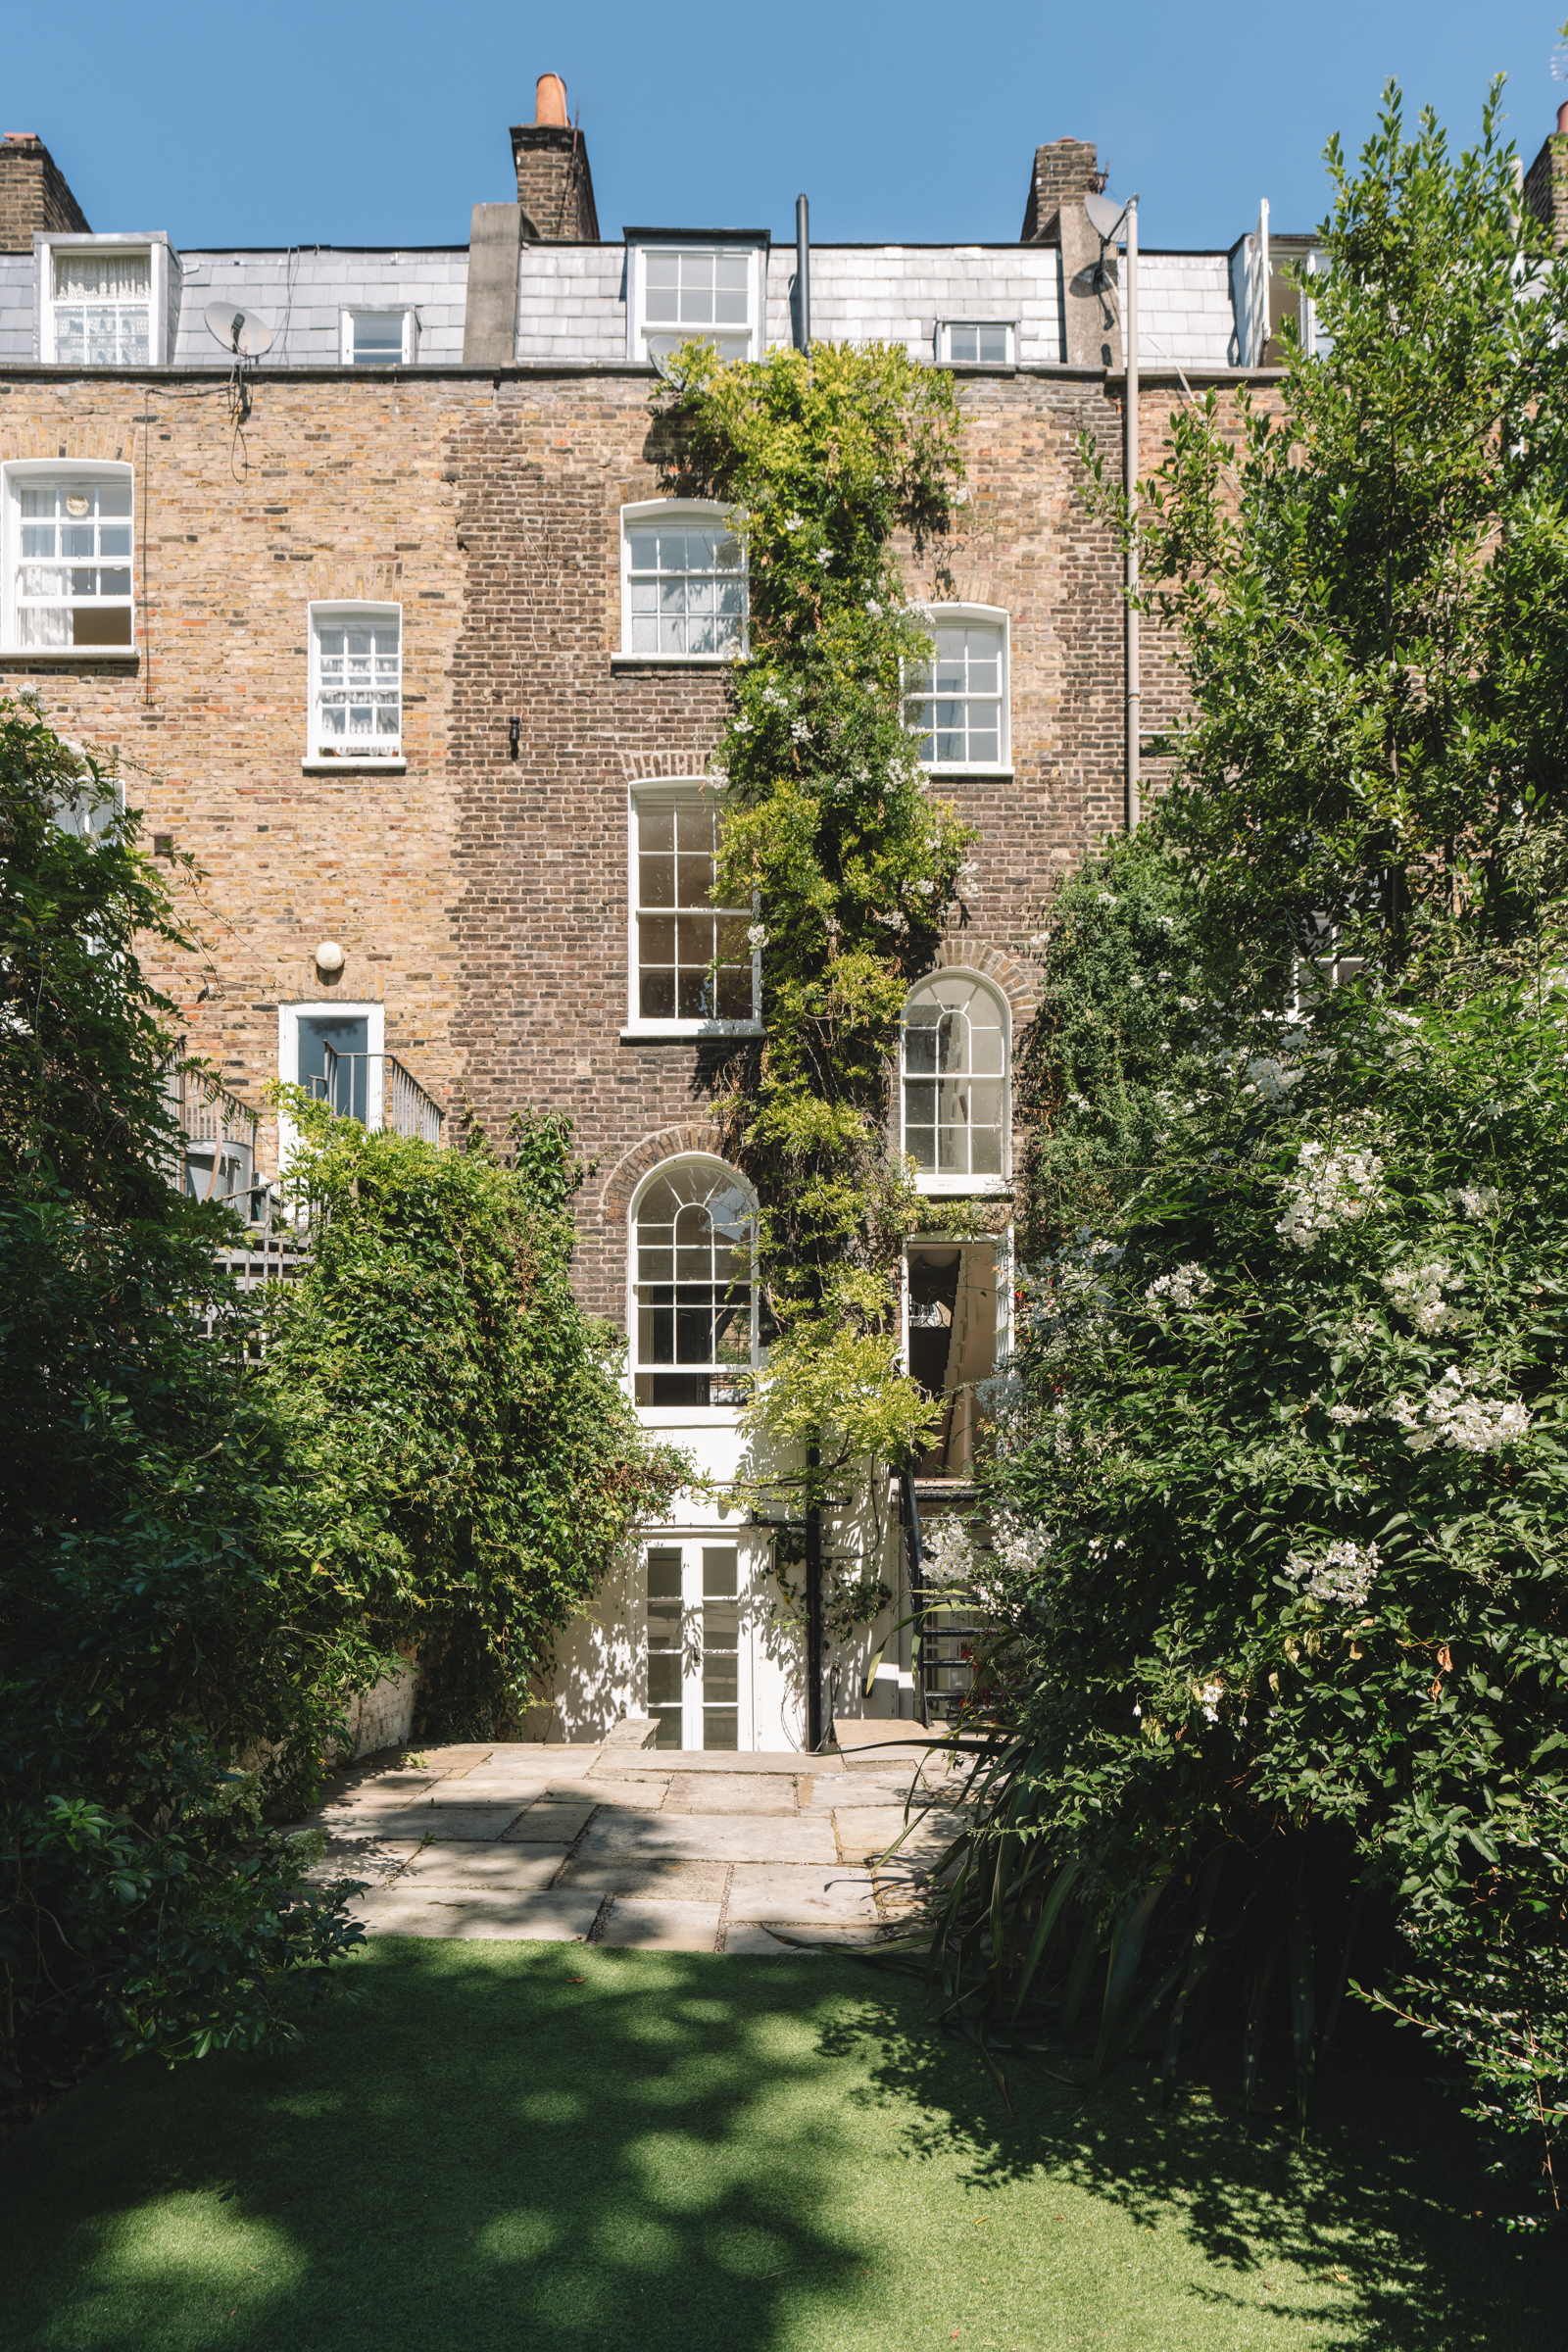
xmin=1 ymin=1938 xmax=1557 ymax=2352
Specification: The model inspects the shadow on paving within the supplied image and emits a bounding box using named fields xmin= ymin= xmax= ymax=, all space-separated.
xmin=0 ymin=1940 xmax=1559 ymax=2352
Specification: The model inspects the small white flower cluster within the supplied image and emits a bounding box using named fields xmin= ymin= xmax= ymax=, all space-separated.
xmin=814 ymin=549 xmax=832 ymax=567
xmin=746 ymin=923 xmax=767 ymax=952
xmin=1245 ymin=1054 xmax=1303 ymax=1103
xmin=790 ymin=719 xmax=811 ymax=744
xmin=1382 ymin=1258 xmax=1463 ymax=1336
xmin=760 ymin=682 xmax=793 ymax=710
xmin=1448 ymin=1184 xmax=1501 ymax=1221
xmin=733 ymin=716 xmax=754 ymax=735
xmin=864 ymin=599 xmax=883 ymax=617
xmin=1392 ymin=1366 xmax=1531 ymax=1455
xmin=1276 ymin=1141 xmax=1386 ymax=1249
xmin=1145 ymin=1262 xmax=1213 ymax=1311
xmin=956 ymin=860 xmax=980 ymax=893
xmin=991 ymin=1512 xmax=1053 ymax=1579
xmin=784 ymin=513 xmax=805 ymax=531
xmin=1095 ymin=891 xmax=1117 ymax=906
xmin=875 ymin=908 xmax=909 ymax=935
xmin=1326 ymin=1401 xmax=1369 ymax=1426
xmin=1193 ymin=1677 xmax=1226 ymax=1724
xmin=1285 ymin=1538 xmax=1381 ymax=1609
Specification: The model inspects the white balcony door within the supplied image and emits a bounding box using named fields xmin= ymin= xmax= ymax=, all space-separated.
xmin=645 ymin=1541 xmax=747 ymax=1750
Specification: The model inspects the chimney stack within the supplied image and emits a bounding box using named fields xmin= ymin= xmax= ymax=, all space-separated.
xmin=0 ymin=131 xmax=90 ymax=254
xmin=1019 ymin=137 xmax=1103 ymax=243
xmin=1523 ymin=105 xmax=1568 ymax=249
xmin=510 ymin=74 xmax=599 ymax=241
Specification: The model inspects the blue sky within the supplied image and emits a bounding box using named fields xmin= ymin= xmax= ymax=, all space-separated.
xmin=7 ymin=1 xmax=1567 ymax=254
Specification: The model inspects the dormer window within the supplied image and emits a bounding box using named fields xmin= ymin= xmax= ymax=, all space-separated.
xmin=624 ymin=234 xmax=767 ymax=366
xmin=49 ymin=248 xmax=150 ymax=366
xmin=341 ymin=309 xmax=417 ymax=367
xmin=937 ymin=320 xmax=1015 ymax=367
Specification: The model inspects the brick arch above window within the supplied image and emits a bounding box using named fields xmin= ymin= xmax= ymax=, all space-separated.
xmin=924 ymin=937 xmax=1040 ymax=1032
xmin=596 ymin=1118 xmax=734 ymax=1232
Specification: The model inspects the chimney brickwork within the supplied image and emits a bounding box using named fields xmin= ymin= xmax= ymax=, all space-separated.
xmin=1020 ymin=137 xmax=1102 ymax=243
xmin=0 ymin=132 xmax=89 ymax=253
xmin=510 ymin=123 xmax=599 ymax=242
xmin=1523 ymin=111 xmax=1568 ymax=249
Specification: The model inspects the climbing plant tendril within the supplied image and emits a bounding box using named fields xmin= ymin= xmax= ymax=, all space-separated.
xmin=661 ymin=342 xmax=976 ymax=1502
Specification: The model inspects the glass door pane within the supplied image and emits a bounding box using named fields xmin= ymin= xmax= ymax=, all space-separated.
xmin=701 ymin=1546 xmax=739 ymax=1750
xmin=646 ymin=1547 xmax=685 ymax=1748
xmin=643 ymin=1541 xmax=749 ymax=1748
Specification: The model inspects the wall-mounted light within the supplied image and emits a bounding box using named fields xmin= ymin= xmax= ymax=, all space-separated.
xmin=509 ymin=717 xmax=519 ymax=760
xmin=315 ymin=940 xmax=345 ymax=979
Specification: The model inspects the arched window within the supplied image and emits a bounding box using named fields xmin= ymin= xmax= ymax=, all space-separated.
xmin=632 ymin=1159 xmax=757 ymax=1407
xmin=902 ymin=974 xmax=1008 ymax=1186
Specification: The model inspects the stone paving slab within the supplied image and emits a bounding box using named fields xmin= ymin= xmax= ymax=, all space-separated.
xmin=662 ymin=1777 xmax=800 ymax=1816
xmin=601 ymin=1751 xmax=832 ymax=1777
xmin=398 ymin=1842 xmax=570 ymax=1889
xmin=559 ymin=1778 xmax=669 ymax=1807
xmin=722 ymin=1922 xmax=886 ymax=1954
xmin=805 ymin=1777 xmax=921 ymax=1809
xmin=557 ymin=1854 xmax=730 ymax=1902
xmin=299 ymin=1835 xmax=420 ymax=1885
xmin=594 ymin=1898 xmax=722 ymax=1951
xmin=361 ymin=1805 xmax=527 ymax=1840
xmin=575 ymin=1814 xmax=837 ymax=1865
xmin=348 ymin=1886 xmax=601 ymax=1940
xmin=727 ymin=1862 xmax=881 ymax=1923
xmin=836 ymin=1806 xmax=969 ymax=1866
xmin=501 ymin=1802 xmax=597 ymax=1841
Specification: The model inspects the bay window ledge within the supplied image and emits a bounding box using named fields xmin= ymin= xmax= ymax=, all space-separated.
xmin=914 ymin=1174 xmax=1011 ymax=1198
xmin=301 ymin=758 xmax=407 ymax=774
xmin=610 ymin=651 xmax=743 ymax=668
xmin=0 ymin=645 xmax=140 ymax=664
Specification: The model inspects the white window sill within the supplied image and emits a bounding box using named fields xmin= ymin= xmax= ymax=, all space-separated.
xmin=914 ymin=1174 xmax=1010 ymax=1198
xmin=621 ymin=1022 xmax=762 ymax=1043
xmin=611 ymin=652 xmax=744 ymax=669
xmin=920 ymin=765 xmax=1013 ymax=779
xmin=0 ymin=644 xmax=139 ymax=663
xmin=302 ymin=758 xmax=407 ymax=774
xmin=634 ymin=1405 xmax=747 ymax=1429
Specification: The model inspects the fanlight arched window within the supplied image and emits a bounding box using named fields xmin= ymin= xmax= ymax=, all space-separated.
xmin=902 ymin=974 xmax=1007 ymax=1184
xmin=633 ymin=1160 xmax=757 ymax=1407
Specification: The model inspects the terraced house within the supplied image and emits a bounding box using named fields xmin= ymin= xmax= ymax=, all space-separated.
xmin=12 ymin=74 xmax=1529 ymax=1753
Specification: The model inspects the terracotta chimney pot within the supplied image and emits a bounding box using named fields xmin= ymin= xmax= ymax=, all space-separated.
xmin=535 ymin=74 xmax=568 ymax=128
xmin=1557 ymin=100 xmax=1568 ymax=136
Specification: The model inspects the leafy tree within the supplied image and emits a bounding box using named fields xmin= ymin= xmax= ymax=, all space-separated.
xmin=1114 ymin=85 xmax=1568 ymax=991
xmin=261 ymin=1103 xmax=688 ymax=1740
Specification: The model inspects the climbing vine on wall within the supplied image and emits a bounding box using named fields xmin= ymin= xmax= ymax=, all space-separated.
xmin=661 ymin=342 xmax=975 ymax=1494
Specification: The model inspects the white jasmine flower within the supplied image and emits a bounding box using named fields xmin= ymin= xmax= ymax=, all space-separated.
xmin=746 ymin=923 xmax=767 ymax=952
xmin=1246 ymin=1054 xmax=1302 ymax=1103
xmin=1285 ymin=1539 xmax=1380 ymax=1610
xmin=1326 ymin=1402 xmax=1369 ymax=1425
xmin=1392 ymin=1366 xmax=1531 ymax=1455
xmin=1194 ymin=1677 xmax=1226 ymax=1724
xmin=733 ymin=717 xmax=754 ymax=735
xmin=790 ymin=719 xmax=811 ymax=744
xmin=1449 ymin=1185 xmax=1500 ymax=1220
xmin=1382 ymin=1259 xmax=1463 ymax=1336
xmin=865 ymin=599 xmax=883 ymax=616
xmin=1096 ymin=892 xmax=1117 ymax=906
xmin=1276 ymin=1141 xmax=1385 ymax=1249
xmin=784 ymin=513 xmax=805 ymax=530
xmin=814 ymin=549 xmax=832 ymax=567
xmin=914 ymin=877 xmax=934 ymax=896
xmin=1146 ymin=1262 xmax=1213 ymax=1311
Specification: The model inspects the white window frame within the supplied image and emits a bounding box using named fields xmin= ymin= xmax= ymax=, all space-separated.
xmin=0 ymin=458 xmax=136 ymax=657
xmin=904 ymin=603 xmax=1010 ymax=774
xmin=627 ymin=1154 xmax=760 ymax=1427
xmin=641 ymin=1534 xmax=757 ymax=1751
xmin=623 ymin=783 xmax=760 ymax=1039
xmin=616 ymin=499 xmax=749 ymax=665
xmin=624 ymin=240 xmax=767 ymax=366
xmin=36 ymin=232 xmax=172 ymax=367
xmin=304 ymin=601 xmax=404 ymax=768
xmin=339 ymin=308 xmax=418 ymax=367
xmin=276 ymin=1001 xmax=385 ymax=1181
xmin=936 ymin=319 xmax=1017 ymax=367
xmin=900 ymin=968 xmax=1011 ymax=1197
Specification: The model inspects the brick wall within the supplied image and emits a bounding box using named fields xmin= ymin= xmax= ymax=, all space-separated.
xmin=511 ymin=125 xmax=599 ymax=242
xmin=1020 ymin=138 xmax=1102 ymax=242
xmin=0 ymin=358 xmax=1257 ymax=1327
xmin=0 ymin=134 xmax=89 ymax=253
xmin=1523 ymin=127 xmax=1568 ymax=250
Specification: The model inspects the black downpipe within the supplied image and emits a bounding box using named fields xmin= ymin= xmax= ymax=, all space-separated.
xmin=795 ymin=193 xmax=810 ymax=353
xmin=900 ymin=1468 xmax=929 ymax=1728
xmin=805 ymin=1441 xmax=823 ymax=1751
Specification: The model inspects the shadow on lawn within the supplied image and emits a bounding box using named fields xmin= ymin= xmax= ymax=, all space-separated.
xmin=818 ymin=1987 xmax=1563 ymax=2350
xmin=1 ymin=1942 xmax=884 ymax=2352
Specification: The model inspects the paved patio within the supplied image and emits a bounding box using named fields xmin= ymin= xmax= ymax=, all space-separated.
xmin=289 ymin=1724 xmax=973 ymax=1953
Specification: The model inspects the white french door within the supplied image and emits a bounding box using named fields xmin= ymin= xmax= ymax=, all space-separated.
xmin=645 ymin=1541 xmax=748 ymax=1750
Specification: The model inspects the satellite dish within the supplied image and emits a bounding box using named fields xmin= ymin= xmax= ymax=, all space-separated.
xmin=1084 ymin=191 xmax=1127 ymax=243
xmin=205 ymin=299 xmax=274 ymax=359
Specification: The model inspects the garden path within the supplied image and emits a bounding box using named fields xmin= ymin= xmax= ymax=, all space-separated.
xmin=288 ymin=1723 xmax=970 ymax=1952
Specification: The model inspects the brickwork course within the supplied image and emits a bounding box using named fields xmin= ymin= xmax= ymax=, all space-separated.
xmin=0 ymin=133 xmax=89 ymax=253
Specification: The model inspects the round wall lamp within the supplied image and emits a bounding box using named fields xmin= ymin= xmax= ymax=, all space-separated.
xmin=315 ymin=940 xmax=346 ymax=978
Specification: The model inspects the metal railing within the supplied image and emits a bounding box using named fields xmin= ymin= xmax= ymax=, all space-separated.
xmin=305 ymin=1045 xmax=444 ymax=1145
xmin=159 ymin=1047 xmax=269 ymax=1216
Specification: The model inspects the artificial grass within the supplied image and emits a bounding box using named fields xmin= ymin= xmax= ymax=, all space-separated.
xmin=1 ymin=1938 xmax=1559 ymax=2352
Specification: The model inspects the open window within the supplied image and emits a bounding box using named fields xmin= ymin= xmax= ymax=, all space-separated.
xmin=2 ymin=461 xmax=134 ymax=650
xmin=630 ymin=1157 xmax=758 ymax=1410
xmin=905 ymin=1241 xmax=1003 ymax=1479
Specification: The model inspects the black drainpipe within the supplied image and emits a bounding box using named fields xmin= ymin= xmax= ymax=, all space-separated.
xmin=900 ymin=1468 xmax=929 ymax=1728
xmin=795 ymin=193 xmax=810 ymax=353
xmin=805 ymin=1440 xmax=823 ymax=1750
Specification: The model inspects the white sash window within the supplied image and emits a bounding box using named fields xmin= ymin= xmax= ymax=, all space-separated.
xmin=3 ymin=465 xmax=134 ymax=649
xmin=50 ymin=249 xmax=151 ymax=367
xmin=308 ymin=603 xmax=402 ymax=761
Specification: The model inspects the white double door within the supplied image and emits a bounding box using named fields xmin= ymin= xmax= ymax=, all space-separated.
xmin=645 ymin=1539 xmax=749 ymax=1751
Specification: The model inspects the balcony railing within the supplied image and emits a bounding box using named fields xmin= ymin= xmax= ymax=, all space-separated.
xmin=304 ymin=1045 xmax=444 ymax=1146
xmin=159 ymin=1048 xmax=270 ymax=1217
